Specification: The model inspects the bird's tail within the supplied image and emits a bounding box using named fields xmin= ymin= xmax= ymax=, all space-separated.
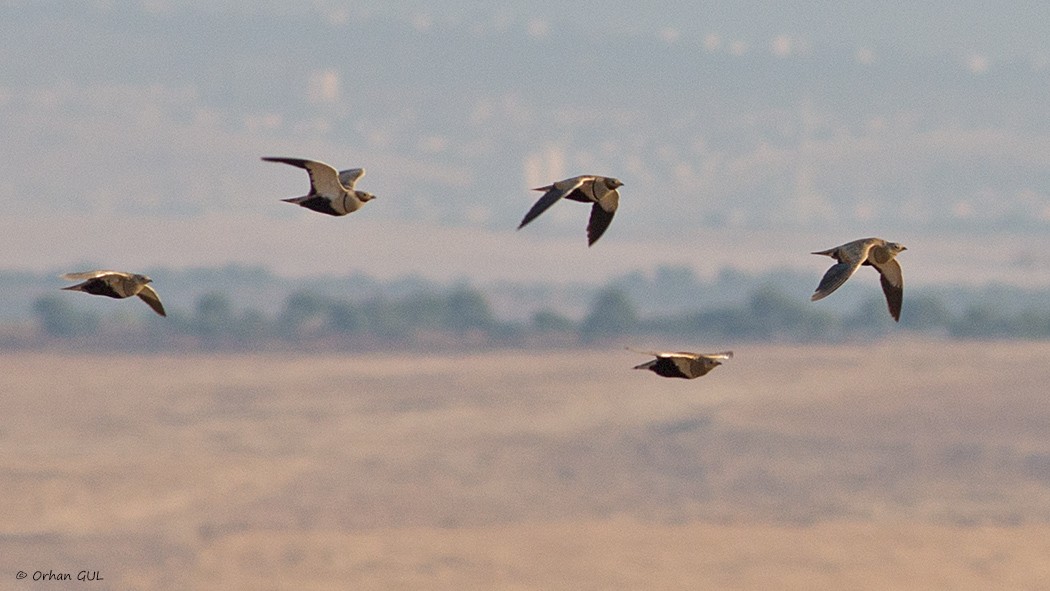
xmin=632 ymin=360 xmax=657 ymax=371
xmin=281 ymin=195 xmax=311 ymax=205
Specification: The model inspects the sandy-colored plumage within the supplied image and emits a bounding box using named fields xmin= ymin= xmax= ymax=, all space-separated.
xmin=262 ymin=156 xmax=375 ymax=216
xmin=810 ymin=237 xmax=907 ymax=321
xmin=60 ymin=270 xmax=166 ymax=317
xmin=628 ymin=347 xmax=733 ymax=379
xmin=518 ymin=175 xmax=623 ymax=245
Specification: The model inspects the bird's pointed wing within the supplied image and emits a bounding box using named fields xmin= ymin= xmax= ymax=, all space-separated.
xmin=586 ymin=199 xmax=617 ymax=245
xmin=700 ymin=351 xmax=733 ymax=361
xmin=811 ymin=259 xmax=865 ymax=301
xmin=627 ymin=347 xmax=730 ymax=360
xmin=518 ymin=177 xmax=587 ymax=230
xmin=338 ymin=167 xmax=365 ymax=189
xmin=60 ymin=270 xmax=122 ymax=281
xmin=136 ymin=285 xmax=167 ymax=317
xmin=262 ymin=157 xmax=342 ymax=197
xmin=873 ymin=258 xmax=904 ymax=321
xmin=626 ymin=346 xmax=664 ymax=357
xmin=810 ymin=240 xmax=874 ymax=301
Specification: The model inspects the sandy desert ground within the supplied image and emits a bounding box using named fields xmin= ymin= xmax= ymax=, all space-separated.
xmin=2 ymin=341 xmax=1050 ymax=590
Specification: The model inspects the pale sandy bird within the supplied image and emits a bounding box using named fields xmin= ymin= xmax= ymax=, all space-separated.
xmin=60 ymin=270 xmax=166 ymax=317
xmin=629 ymin=347 xmax=733 ymax=379
xmin=518 ymin=175 xmax=623 ymax=245
xmin=262 ymin=156 xmax=375 ymax=216
xmin=810 ymin=237 xmax=907 ymax=321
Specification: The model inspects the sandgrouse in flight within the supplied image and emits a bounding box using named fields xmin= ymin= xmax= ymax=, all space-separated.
xmin=518 ymin=175 xmax=622 ymax=246
xmin=60 ymin=270 xmax=166 ymax=317
xmin=262 ymin=156 xmax=376 ymax=216
xmin=810 ymin=237 xmax=907 ymax=321
xmin=629 ymin=348 xmax=733 ymax=379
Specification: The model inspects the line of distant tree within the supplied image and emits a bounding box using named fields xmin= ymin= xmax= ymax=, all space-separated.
xmin=17 ymin=282 xmax=1050 ymax=352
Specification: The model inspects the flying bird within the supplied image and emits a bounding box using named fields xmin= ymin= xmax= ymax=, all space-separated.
xmin=60 ymin=270 xmax=166 ymax=317
xmin=518 ymin=175 xmax=623 ymax=245
xmin=262 ymin=156 xmax=376 ymax=216
xmin=810 ymin=237 xmax=907 ymax=321
xmin=629 ymin=347 xmax=733 ymax=379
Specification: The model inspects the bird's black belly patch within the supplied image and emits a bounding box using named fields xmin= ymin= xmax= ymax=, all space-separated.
xmin=564 ymin=189 xmax=591 ymax=203
xmin=300 ymin=197 xmax=342 ymax=216
xmin=651 ymin=358 xmax=688 ymax=378
xmin=82 ymin=279 xmax=123 ymax=299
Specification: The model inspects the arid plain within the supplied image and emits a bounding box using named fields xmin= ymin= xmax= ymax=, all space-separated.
xmin=3 ymin=341 xmax=1050 ymax=590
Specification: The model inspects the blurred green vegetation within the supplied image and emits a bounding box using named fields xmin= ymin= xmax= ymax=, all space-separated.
xmin=24 ymin=280 xmax=1050 ymax=351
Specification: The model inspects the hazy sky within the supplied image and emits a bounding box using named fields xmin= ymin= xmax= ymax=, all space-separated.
xmin=3 ymin=1 xmax=1050 ymax=284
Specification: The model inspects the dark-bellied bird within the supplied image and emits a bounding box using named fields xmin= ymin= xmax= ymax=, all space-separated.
xmin=629 ymin=347 xmax=733 ymax=379
xmin=518 ymin=175 xmax=622 ymax=245
xmin=810 ymin=237 xmax=907 ymax=321
xmin=60 ymin=270 xmax=166 ymax=317
xmin=262 ymin=156 xmax=375 ymax=216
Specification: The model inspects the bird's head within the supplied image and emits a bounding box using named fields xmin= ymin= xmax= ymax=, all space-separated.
xmin=604 ymin=177 xmax=624 ymax=190
xmin=133 ymin=274 xmax=153 ymax=284
xmin=888 ymin=242 xmax=907 ymax=254
xmin=358 ymin=191 xmax=377 ymax=202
